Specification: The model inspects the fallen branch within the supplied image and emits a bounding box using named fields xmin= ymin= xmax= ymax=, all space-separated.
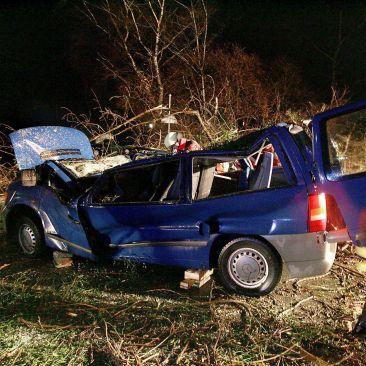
xmin=333 ymin=352 xmax=354 ymax=365
xmin=90 ymin=105 xmax=168 ymax=142
xmin=0 ymin=346 xmax=22 ymax=363
xmin=293 ymin=272 xmax=330 ymax=287
xmin=248 ymin=343 xmax=298 ymax=364
xmin=176 ymin=339 xmax=190 ymax=364
xmin=195 ymin=298 xmax=251 ymax=309
xmin=173 ymin=109 xmax=214 ymax=141
xmin=0 ymin=264 xmax=10 ymax=271
xmin=333 ymin=263 xmax=365 ymax=278
xmin=277 ymin=296 xmax=314 ymax=318
xmin=18 ymin=317 xmax=97 ymax=331
xmin=307 ymin=286 xmax=335 ymax=291
xmin=297 ymin=345 xmax=332 ymax=366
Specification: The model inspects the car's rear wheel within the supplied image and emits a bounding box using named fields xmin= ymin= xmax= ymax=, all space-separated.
xmin=217 ymin=237 xmax=282 ymax=297
xmin=15 ymin=216 xmax=45 ymax=257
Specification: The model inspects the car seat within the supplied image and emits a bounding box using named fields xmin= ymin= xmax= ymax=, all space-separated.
xmin=160 ymin=165 xmax=182 ymax=201
xmin=248 ymin=152 xmax=274 ymax=190
xmin=196 ymin=165 xmax=215 ymax=199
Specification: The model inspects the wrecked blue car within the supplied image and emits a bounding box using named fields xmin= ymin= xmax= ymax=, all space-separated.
xmin=3 ymin=100 xmax=366 ymax=296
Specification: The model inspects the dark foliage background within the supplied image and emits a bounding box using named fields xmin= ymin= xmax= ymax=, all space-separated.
xmin=1 ymin=0 xmax=366 ymax=129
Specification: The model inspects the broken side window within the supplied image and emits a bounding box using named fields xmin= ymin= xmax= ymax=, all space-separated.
xmin=93 ymin=159 xmax=181 ymax=204
xmin=192 ymin=145 xmax=291 ymax=200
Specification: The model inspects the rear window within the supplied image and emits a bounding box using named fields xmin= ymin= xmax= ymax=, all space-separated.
xmin=323 ymin=109 xmax=366 ymax=180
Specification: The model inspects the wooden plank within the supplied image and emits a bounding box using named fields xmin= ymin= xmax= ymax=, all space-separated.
xmin=180 ymin=279 xmax=196 ymax=289
xmin=180 ymin=269 xmax=214 ymax=290
xmin=184 ymin=269 xmax=213 ymax=282
xmin=192 ymin=275 xmax=211 ymax=288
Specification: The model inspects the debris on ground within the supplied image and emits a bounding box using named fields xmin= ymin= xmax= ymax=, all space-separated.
xmin=0 ymin=238 xmax=365 ymax=365
xmin=53 ymin=251 xmax=73 ymax=268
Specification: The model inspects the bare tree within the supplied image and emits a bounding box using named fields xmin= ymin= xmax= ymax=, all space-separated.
xmin=79 ymin=0 xmax=218 ymax=145
xmin=0 ymin=124 xmax=15 ymax=194
xmin=83 ymin=1 xmax=208 ymax=106
xmin=71 ymin=1 xmax=319 ymax=149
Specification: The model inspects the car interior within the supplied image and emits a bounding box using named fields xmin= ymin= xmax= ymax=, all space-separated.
xmin=94 ymin=160 xmax=181 ymax=204
xmin=37 ymin=162 xmax=100 ymax=202
xmin=92 ymin=141 xmax=291 ymax=204
xmin=192 ymin=143 xmax=290 ymax=200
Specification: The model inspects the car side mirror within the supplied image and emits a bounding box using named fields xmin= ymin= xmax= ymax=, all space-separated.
xmin=21 ymin=169 xmax=37 ymax=187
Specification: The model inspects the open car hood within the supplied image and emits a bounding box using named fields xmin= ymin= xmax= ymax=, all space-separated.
xmin=10 ymin=126 xmax=94 ymax=170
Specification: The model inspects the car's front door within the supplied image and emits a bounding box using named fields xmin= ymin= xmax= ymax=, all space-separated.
xmin=312 ymin=100 xmax=366 ymax=245
xmin=78 ymin=157 xmax=209 ymax=267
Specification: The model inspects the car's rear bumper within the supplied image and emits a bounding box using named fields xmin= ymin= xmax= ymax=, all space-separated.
xmin=263 ymin=230 xmax=349 ymax=279
xmin=283 ymin=254 xmax=336 ymax=279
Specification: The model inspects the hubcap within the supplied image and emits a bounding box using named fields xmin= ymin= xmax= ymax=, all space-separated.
xmin=18 ymin=224 xmax=37 ymax=254
xmin=228 ymin=248 xmax=268 ymax=288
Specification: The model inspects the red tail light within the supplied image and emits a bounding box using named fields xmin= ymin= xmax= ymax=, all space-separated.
xmin=308 ymin=193 xmax=327 ymax=232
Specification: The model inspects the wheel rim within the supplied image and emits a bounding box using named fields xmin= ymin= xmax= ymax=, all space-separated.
xmin=18 ymin=224 xmax=37 ymax=255
xmin=228 ymin=248 xmax=269 ymax=288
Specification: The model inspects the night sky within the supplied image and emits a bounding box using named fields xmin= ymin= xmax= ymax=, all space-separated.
xmin=2 ymin=0 xmax=366 ymax=129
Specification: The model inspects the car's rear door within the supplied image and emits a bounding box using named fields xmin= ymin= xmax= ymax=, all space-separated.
xmin=312 ymin=100 xmax=366 ymax=245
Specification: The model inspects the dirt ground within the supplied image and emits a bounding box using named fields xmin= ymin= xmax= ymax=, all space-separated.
xmin=0 ymin=232 xmax=365 ymax=365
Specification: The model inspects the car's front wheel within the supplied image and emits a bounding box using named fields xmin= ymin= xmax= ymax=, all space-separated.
xmin=217 ymin=237 xmax=282 ymax=297
xmin=14 ymin=216 xmax=45 ymax=258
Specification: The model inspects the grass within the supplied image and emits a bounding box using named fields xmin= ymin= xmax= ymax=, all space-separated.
xmin=0 ymin=208 xmax=365 ymax=365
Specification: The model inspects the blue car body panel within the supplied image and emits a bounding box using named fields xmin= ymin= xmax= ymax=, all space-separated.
xmin=4 ymin=182 xmax=42 ymax=213
xmin=312 ymin=100 xmax=366 ymax=246
xmin=39 ymin=191 xmax=96 ymax=260
xmin=78 ymin=185 xmax=308 ymax=268
xmin=74 ymin=126 xmax=309 ymax=268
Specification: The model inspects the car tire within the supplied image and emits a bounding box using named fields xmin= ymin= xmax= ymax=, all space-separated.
xmin=217 ymin=237 xmax=282 ymax=297
xmin=14 ymin=216 xmax=45 ymax=258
